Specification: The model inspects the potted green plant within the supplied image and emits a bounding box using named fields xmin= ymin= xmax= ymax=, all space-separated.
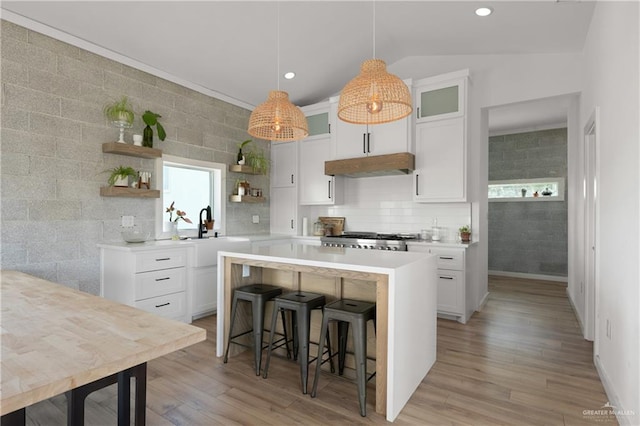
xmin=107 ymin=166 xmax=138 ymax=187
xmin=459 ymin=225 xmax=471 ymax=243
xmin=104 ymin=96 xmax=134 ymax=124
xmin=245 ymin=148 xmax=269 ymax=174
xmin=103 ymin=96 xmax=134 ymax=143
xmin=142 ymin=110 xmax=166 ymax=147
xmin=237 ymin=139 xmax=252 ymax=165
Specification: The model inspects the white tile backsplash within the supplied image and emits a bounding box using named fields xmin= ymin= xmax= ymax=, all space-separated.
xmin=303 ymin=174 xmax=471 ymax=241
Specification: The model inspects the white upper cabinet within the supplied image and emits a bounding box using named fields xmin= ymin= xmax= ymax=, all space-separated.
xmin=332 ymin=80 xmax=413 ymax=159
xmin=414 ymin=117 xmax=466 ymax=202
xmin=414 ymin=69 xmax=468 ymax=124
xmin=271 ymin=140 xmax=297 ymax=187
xmin=413 ymin=70 xmax=469 ymax=203
xmin=299 ymin=101 xmax=341 ymax=205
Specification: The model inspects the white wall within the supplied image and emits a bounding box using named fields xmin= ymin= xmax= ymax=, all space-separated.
xmin=580 ymin=2 xmax=640 ymax=424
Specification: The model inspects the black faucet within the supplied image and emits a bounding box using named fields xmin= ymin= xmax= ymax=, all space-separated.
xmin=198 ymin=206 xmax=212 ymax=239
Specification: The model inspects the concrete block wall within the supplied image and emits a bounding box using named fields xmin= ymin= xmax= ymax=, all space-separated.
xmin=488 ymin=127 xmax=568 ymax=277
xmin=0 ymin=20 xmax=270 ymax=294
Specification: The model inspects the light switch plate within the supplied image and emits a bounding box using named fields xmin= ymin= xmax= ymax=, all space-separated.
xmin=252 ymin=215 xmax=259 ymax=224
xmin=121 ymin=215 xmax=134 ymax=227
xmin=242 ymin=264 xmax=250 ymax=277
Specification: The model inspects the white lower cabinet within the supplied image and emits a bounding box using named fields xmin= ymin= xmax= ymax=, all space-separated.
xmin=191 ymin=265 xmax=217 ymax=319
xmin=101 ymin=246 xmax=189 ymax=322
xmin=408 ymin=245 xmax=467 ymax=323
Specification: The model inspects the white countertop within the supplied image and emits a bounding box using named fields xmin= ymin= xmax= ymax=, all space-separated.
xmin=97 ymin=236 xmax=251 ymax=252
xmin=407 ymin=240 xmax=477 ymax=249
xmin=219 ymin=241 xmax=431 ymax=274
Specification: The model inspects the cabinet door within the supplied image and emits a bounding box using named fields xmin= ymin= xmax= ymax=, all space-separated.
xmin=367 ymin=117 xmax=410 ymax=155
xmin=334 ymin=120 xmax=368 ymax=159
xmin=335 ymin=117 xmax=410 ymax=159
xmin=414 ymin=117 xmax=465 ymax=202
xmin=299 ymin=136 xmax=337 ymax=205
xmin=192 ymin=266 xmax=217 ymax=318
xmin=271 ymin=141 xmax=297 ymax=187
xmin=270 ymin=186 xmax=297 ymax=234
xmin=414 ymin=71 xmax=467 ymax=124
xmin=436 ymin=270 xmax=464 ymax=315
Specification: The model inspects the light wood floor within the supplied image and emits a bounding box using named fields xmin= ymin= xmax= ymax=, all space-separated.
xmin=25 ymin=276 xmax=614 ymax=425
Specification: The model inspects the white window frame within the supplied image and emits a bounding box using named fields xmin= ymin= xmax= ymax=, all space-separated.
xmin=154 ymin=155 xmax=226 ymax=239
xmin=488 ymin=177 xmax=565 ymax=202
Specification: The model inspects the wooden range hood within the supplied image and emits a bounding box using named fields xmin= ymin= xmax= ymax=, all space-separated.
xmin=324 ymin=152 xmax=415 ymax=178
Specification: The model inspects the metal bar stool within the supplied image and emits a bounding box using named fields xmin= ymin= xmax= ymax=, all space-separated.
xmin=223 ymin=284 xmax=290 ymax=376
xmin=263 ymin=291 xmax=335 ymax=394
xmin=311 ymin=299 xmax=376 ymax=417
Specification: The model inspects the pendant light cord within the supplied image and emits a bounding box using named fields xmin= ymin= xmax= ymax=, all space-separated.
xmin=372 ymin=0 xmax=376 ymax=59
xmin=276 ymin=1 xmax=280 ymax=90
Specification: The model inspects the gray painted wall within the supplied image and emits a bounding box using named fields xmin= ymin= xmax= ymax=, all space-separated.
xmin=0 ymin=20 xmax=270 ymax=294
xmin=488 ymin=128 xmax=568 ymax=277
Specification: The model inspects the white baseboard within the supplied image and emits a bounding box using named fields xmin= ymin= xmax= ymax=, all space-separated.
xmin=477 ymin=291 xmax=490 ymax=310
xmin=566 ymin=287 xmax=589 ymax=340
xmin=594 ymin=355 xmax=638 ymax=425
xmin=488 ymin=270 xmax=568 ymax=283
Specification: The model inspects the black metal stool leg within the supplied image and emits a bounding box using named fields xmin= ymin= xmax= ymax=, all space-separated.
xmin=338 ymin=320 xmax=349 ymax=375
xmin=353 ymin=318 xmax=368 ymax=417
xmin=297 ymin=307 xmax=311 ymax=394
xmin=310 ymin=311 xmax=331 ymax=398
xmin=262 ymin=304 xmax=280 ymax=379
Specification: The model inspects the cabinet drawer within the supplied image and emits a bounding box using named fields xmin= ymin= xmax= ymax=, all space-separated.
xmin=430 ymin=248 xmax=464 ymax=270
xmin=135 ymin=249 xmax=187 ymax=273
xmin=437 ymin=270 xmax=463 ymax=315
xmin=135 ymin=292 xmax=186 ymax=319
xmin=135 ymin=268 xmax=186 ymax=300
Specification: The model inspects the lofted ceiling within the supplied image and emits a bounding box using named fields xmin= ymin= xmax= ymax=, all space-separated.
xmin=2 ymin=1 xmax=596 ymax=130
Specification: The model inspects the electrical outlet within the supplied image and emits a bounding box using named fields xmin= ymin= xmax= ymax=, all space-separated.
xmin=242 ymin=264 xmax=250 ymax=278
xmin=252 ymin=215 xmax=260 ymax=224
xmin=606 ymin=319 xmax=612 ymax=339
xmin=121 ymin=215 xmax=134 ymax=227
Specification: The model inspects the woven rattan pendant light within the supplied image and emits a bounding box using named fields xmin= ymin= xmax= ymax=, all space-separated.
xmin=248 ymin=3 xmax=308 ymax=142
xmin=337 ymin=2 xmax=412 ymax=125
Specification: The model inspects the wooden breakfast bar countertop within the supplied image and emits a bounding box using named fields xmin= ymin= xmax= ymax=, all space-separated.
xmin=217 ymin=243 xmax=438 ymax=422
xmin=0 ymin=270 xmax=206 ymax=419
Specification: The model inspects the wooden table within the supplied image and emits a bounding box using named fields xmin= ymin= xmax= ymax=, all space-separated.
xmin=0 ymin=270 xmax=206 ymax=424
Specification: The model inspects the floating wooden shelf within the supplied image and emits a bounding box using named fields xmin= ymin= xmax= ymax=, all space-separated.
xmin=102 ymin=142 xmax=162 ymax=159
xmin=100 ymin=186 xmax=160 ymax=198
xmin=229 ymin=195 xmax=266 ymax=203
xmin=228 ymin=164 xmax=263 ymax=175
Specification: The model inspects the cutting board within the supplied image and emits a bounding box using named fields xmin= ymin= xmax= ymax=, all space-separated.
xmin=318 ymin=217 xmax=345 ymax=236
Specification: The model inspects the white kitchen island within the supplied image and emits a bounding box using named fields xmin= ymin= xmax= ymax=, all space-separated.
xmin=217 ymin=242 xmax=437 ymax=422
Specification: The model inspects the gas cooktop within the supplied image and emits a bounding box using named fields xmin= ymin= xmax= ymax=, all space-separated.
xmin=321 ymin=232 xmax=417 ymax=251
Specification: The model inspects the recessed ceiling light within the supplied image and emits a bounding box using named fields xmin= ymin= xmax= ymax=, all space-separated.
xmin=284 ymin=72 xmax=296 ymax=80
xmin=475 ymin=7 xmax=493 ymax=17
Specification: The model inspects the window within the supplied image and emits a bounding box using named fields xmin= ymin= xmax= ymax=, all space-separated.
xmin=488 ymin=177 xmax=565 ymax=202
xmin=155 ymin=155 xmax=226 ymax=238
